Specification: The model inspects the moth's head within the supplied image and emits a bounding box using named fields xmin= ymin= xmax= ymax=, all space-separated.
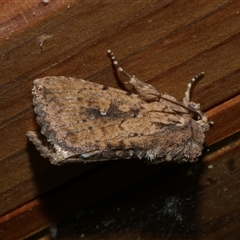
xmin=190 ymin=107 xmax=212 ymax=132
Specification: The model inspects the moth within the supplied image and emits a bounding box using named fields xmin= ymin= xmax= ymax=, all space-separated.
xmin=27 ymin=50 xmax=211 ymax=165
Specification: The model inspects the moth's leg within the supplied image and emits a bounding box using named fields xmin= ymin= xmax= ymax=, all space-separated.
xmin=183 ymin=72 xmax=204 ymax=108
xmin=107 ymin=50 xmax=161 ymax=101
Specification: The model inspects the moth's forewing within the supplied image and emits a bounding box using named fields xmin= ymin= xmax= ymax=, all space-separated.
xmin=28 ymin=77 xmax=205 ymax=165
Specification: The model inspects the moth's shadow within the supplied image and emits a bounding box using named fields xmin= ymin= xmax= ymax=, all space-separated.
xmin=59 ymin=161 xmax=204 ymax=239
xmin=28 ymin=149 xmax=204 ymax=239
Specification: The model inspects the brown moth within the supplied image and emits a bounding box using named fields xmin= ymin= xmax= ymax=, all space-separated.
xmin=27 ymin=50 xmax=211 ymax=165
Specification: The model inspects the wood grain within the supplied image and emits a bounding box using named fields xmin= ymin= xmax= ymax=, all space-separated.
xmin=0 ymin=1 xmax=239 ymax=239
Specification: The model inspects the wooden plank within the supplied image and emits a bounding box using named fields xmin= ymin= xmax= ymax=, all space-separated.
xmin=205 ymin=94 xmax=240 ymax=146
xmin=0 ymin=0 xmax=240 ymax=239
xmin=0 ymin=0 xmax=76 ymax=40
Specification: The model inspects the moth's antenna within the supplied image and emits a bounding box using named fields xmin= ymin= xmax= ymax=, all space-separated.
xmin=183 ymin=72 xmax=204 ymax=106
xmin=107 ymin=49 xmax=133 ymax=79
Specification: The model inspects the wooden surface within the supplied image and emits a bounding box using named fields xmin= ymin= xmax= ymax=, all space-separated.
xmin=0 ymin=1 xmax=239 ymax=239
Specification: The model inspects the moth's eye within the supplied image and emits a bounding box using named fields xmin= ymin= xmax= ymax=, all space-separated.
xmin=190 ymin=111 xmax=201 ymax=121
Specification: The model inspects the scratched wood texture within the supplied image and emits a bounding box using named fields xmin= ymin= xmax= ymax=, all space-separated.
xmin=0 ymin=1 xmax=239 ymax=239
